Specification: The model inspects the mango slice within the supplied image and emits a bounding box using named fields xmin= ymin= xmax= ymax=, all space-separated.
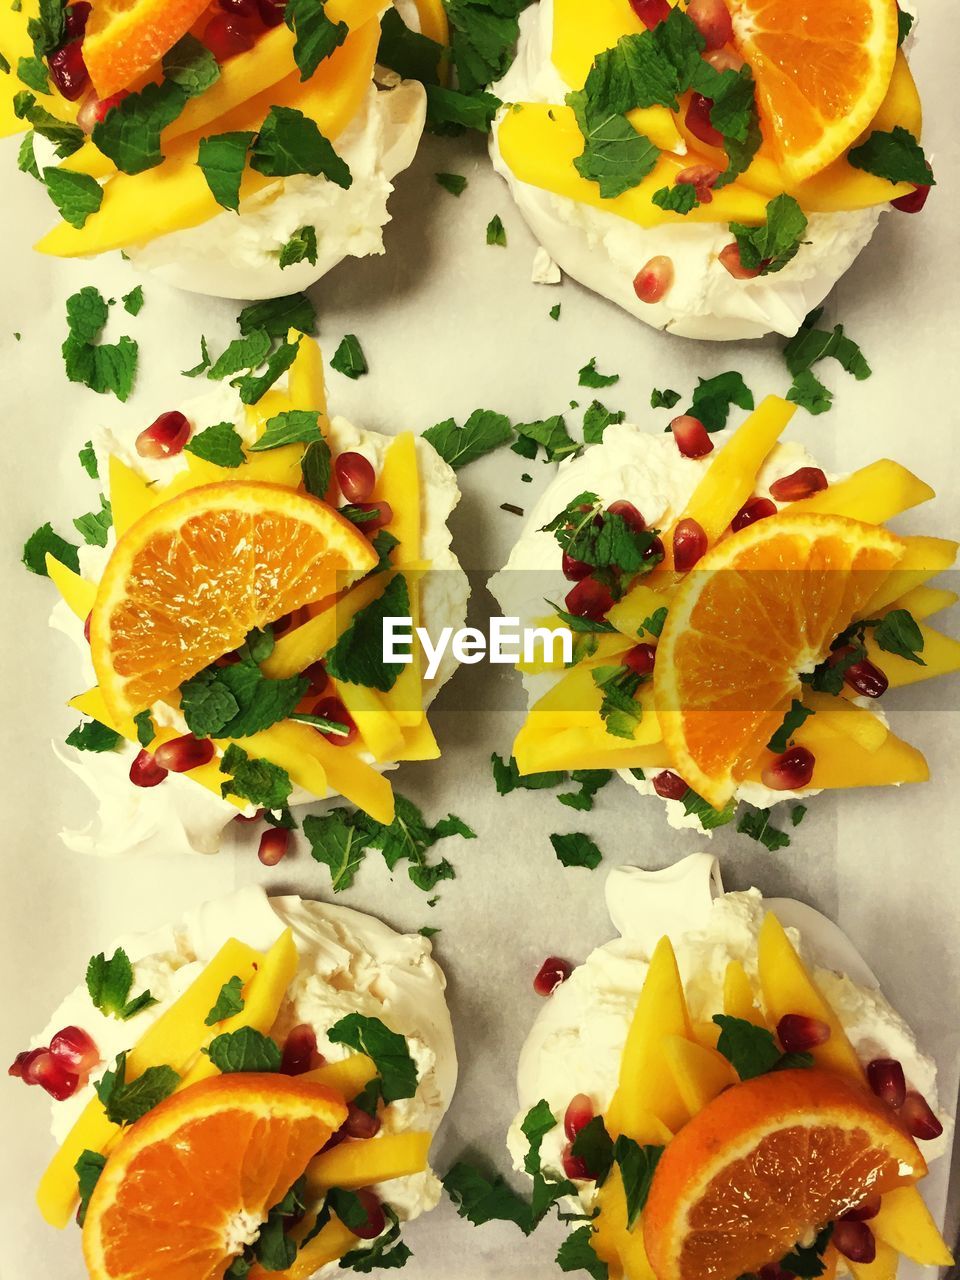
xmin=661 ymin=1035 xmax=737 ymax=1114
xmin=263 ymin=573 xmax=389 ymax=679
xmin=872 ymin=1186 xmax=954 ymax=1265
xmin=802 ymin=693 xmax=889 ymax=753
xmin=885 ymin=585 xmax=958 ymax=621
xmin=859 ymin=536 xmax=958 ymax=616
xmin=45 ymin=555 xmax=97 ymax=620
xmin=779 ymin=716 xmax=929 ymax=790
xmin=333 ymin=680 xmax=406 ymax=762
xmin=375 ymin=434 xmax=425 ymax=728
xmin=305 ymin=1131 xmax=431 ymax=1192
xmin=847 ymin=1238 xmax=901 ymax=1280
xmin=723 ymin=959 xmax=765 ymax=1027
xmin=866 ymin=623 xmax=960 ymax=690
xmin=593 ymin=1169 xmax=655 ymax=1280
xmin=292 ymin=725 xmax=395 ymax=823
xmin=249 ymin=1217 xmax=359 ymax=1280
xmin=289 ymin=332 xmax=328 ymax=416
xmin=395 ymin=718 xmax=441 ymax=762
xmin=301 ymin=1054 xmax=377 ymax=1099
xmin=514 ymin=724 xmax=664 ymax=775
xmin=518 ymin=627 xmax=631 ymax=674
xmin=606 ymin=584 xmax=671 ymax=644
xmin=786 ymin=461 xmax=934 ymax=525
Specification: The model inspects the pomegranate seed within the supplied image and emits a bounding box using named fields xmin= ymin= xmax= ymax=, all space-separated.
xmin=153 ymin=734 xmax=215 ymax=773
xmin=564 ymin=1094 xmax=594 ymax=1141
xmin=257 ymin=0 xmax=287 ymax=25
xmin=564 ymin=578 xmax=614 ymax=622
xmin=335 ymin=451 xmax=376 ymax=504
xmin=769 ymin=467 xmax=828 ymax=502
xmin=234 ymin=808 xmax=265 ymax=824
xmin=50 ymin=1026 xmax=99 ymax=1074
xmin=534 ymin=956 xmax=572 ymax=996
xmin=673 ymin=518 xmax=707 ymax=572
xmin=652 ymin=770 xmax=687 ymax=801
xmin=758 ymin=1267 xmax=789 ymax=1280
xmin=83 ymin=611 xmax=92 ymax=643
xmin=31 ymin=1051 xmax=81 ymax=1100
xmin=136 ymin=411 xmax=190 ymax=460
xmin=719 ymin=242 xmax=762 ymax=280
xmin=312 ymin=696 xmax=357 ymax=747
xmin=866 ymin=1057 xmax=906 ymax=1110
xmin=202 ymin=11 xmax=257 ymax=59
xmin=258 ymin=828 xmax=290 ymax=866
xmin=762 ymin=745 xmax=816 ymax=791
xmin=281 ymin=1024 xmax=317 ymax=1075
xmin=64 ymin=1 xmax=91 ymax=37
xmin=731 ymin=497 xmax=776 ymax=532
xmin=219 ymin=0 xmax=258 ymax=14
xmin=832 ymin=1219 xmax=876 ymax=1264
xmin=843 ymin=1194 xmax=882 ymax=1222
xmin=606 ymin=500 xmax=646 ymax=533
xmin=562 ymin=551 xmax=592 ymax=582
xmin=644 ymin=534 xmax=665 ymax=563
xmin=623 ymin=643 xmax=656 ymax=676
xmin=704 ymin=46 xmax=744 ymax=72
xmin=633 ymin=255 xmax=674 ymax=304
xmin=891 ymin=184 xmax=931 ymax=214
xmin=686 ymin=0 xmax=733 ymax=48
xmin=129 ymin=749 xmax=168 ymax=788
xmin=629 ymin=0 xmax=670 ymax=27
xmin=48 ymin=40 xmax=88 ymax=99
xmin=670 ymin=415 xmax=714 ymax=459
xmin=776 ymin=1014 xmax=830 ymax=1053
xmin=350 ymin=501 xmax=393 ymax=532
xmin=686 ymin=94 xmax=723 ymax=148
xmin=676 ymin=164 xmax=720 ymax=204
xmin=843 ymin=659 xmax=888 ymax=699
xmin=900 ymin=1091 xmax=943 ymax=1140
xmin=562 ymin=1142 xmax=592 ymax=1180
xmin=352 ymin=1189 xmax=386 ymax=1240
xmin=303 ymin=661 xmax=329 ymax=695
xmin=8 ymin=1048 xmax=46 ymax=1080
xmin=344 ymin=1103 xmax=382 ymax=1139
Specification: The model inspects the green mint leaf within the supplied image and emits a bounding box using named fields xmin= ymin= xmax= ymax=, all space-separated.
xmin=650 ymin=387 xmax=681 ymax=409
xmin=204 ymin=975 xmax=246 ymax=1025
xmin=583 ymin=401 xmax=625 ymax=444
xmin=220 ymin=743 xmax=293 ymax=809
xmin=704 ymin=63 xmax=762 ymax=187
xmin=17 ymin=54 xmax=50 ymax=92
xmin=557 ymin=769 xmax=613 ymax=812
xmin=184 ymin=420 xmax=246 ymax=468
xmin=301 ymin=437 xmax=332 ymax=497
xmin=486 ymin=213 xmax=507 ymax=246
xmin=86 ymin=947 xmax=157 ymax=1018
xmin=63 ymin=333 xmax=138 ymax=401
xmin=791 ymin=803 xmax=807 ymax=827
xmin=325 ymin=573 xmax=411 ymax=692
xmin=443 ymin=1162 xmax=533 ymax=1234
xmin=549 ymin=302 xmax=561 ymax=321
xmin=652 ymin=182 xmax=698 ymax=213
xmin=571 ymin=1115 xmax=614 ymax=1184
xmin=787 ymin=368 xmax=833 ymax=415
xmin=557 ymin=1225 xmax=608 ymax=1280
xmin=767 ymin=698 xmax=815 ymax=753
xmin=730 ymin=193 xmax=808 ymax=274
xmin=592 ymin=664 xmax=644 ymax=739
xmin=91 ymin=80 xmax=187 ymax=175
xmin=327 ymin=1012 xmax=417 ymax=1102
xmin=284 ymin=0 xmax=347 ymax=80
xmin=14 ymin=90 xmax=83 ymax=155
xmin=435 ymin=171 xmax=467 ymax=196
xmin=73 ymin=495 xmax=112 ymax=547
xmin=339 ymin=1205 xmax=411 ymax=1272
xmin=513 ymin=415 xmax=578 ymax=463
xmin=542 ymin=493 xmax=661 ymax=582
xmin=491 ymin=753 xmax=565 ymax=796
xmin=233 ymin=337 xmax=300 ymax=405
xmin=44 ymin=166 xmax=102 ymax=228
xmin=377 ymin=7 xmax=442 ymax=83
xmin=23 ymin=522 xmax=80 ymax=575
xmin=18 ymin=130 xmax=40 ymax=180
xmin=567 ymin=88 xmax=660 ymax=198
xmin=445 ymin=0 xmax=523 ymax=94
xmin=615 ymin=1137 xmax=663 ymax=1228
xmin=688 ymin=369 xmax=754 ymax=431
xmin=133 ymin=709 xmax=155 ymax=748
xmin=713 ymin=1014 xmax=782 ymax=1079
xmin=304 ymin=809 xmax=372 ymax=891
xmin=122 ymin=285 xmax=144 ymax=316
xmin=520 ymin=1099 xmax=558 ymax=1176
xmin=782 ymin=1224 xmax=834 ymax=1278
xmin=183 ymin=335 xmax=211 ymax=377
xmin=162 ymin=33 xmax=220 ymax=97
xmin=75 ymin=1150 xmax=106 ymax=1227
xmin=423 ymin=408 xmax=513 ymax=469
xmin=251 ymin=105 xmax=351 ymax=185
xmin=425 ymin=83 xmax=500 ymax=134
xmin=639 ymin=606 xmax=668 ymax=638
xmin=66 ymin=287 xmax=109 ymax=344
xmin=248 ymin=407 xmax=322 ymax=451
xmin=78 ymin=440 xmax=99 ymax=478
xmin=278 ymin=223 xmax=318 ymax=268
xmin=330 ymin=333 xmax=368 ymax=379
xmin=207 ymin=329 xmax=273 ymax=379
xmin=95 ymin=1052 xmax=179 ymax=1125
xmin=26 ymin=0 xmax=65 ymax=56
xmin=680 ymin=787 xmax=736 ymax=831
xmin=253 ymin=1212 xmax=297 ymax=1271
xmin=367 ymin=793 xmax=469 ymax=892
xmin=182 ymin=660 xmax=307 ymax=738
xmin=578 ymin=357 xmax=619 ymax=389
xmin=204 ymin=1025 xmax=282 ymax=1073
xmin=66 ymin=720 xmax=123 ymax=753
xmin=239 ymin=292 xmax=317 ymax=338
xmin=550 ymin=831 xmax=602 ymax=869
xmin=873 ymin=608 xmax=925 ymax=665
xmin=897 ymin=10 xmax=913 ymax=44
xmin=848 ymin=126 xmax=933 ymax=187
xmin=197 ymin=130 xmax=255 ymax=212
xmin=737 ymin=804 xmax=791 ymax=852
xmin=784 ymin=308 xmax=871 ymax=382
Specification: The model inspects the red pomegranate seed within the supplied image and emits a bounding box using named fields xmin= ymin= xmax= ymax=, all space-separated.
xmin=562 ymin=551 xmax=592 ymax=582
xmin=624 ymin=643 xmax=656 ymax=676
xmin=50 ymin=1026 xmax=99 ymax=1074
xmin=350 ymin=500 xmax=393 ymax=532
xmin=344 ymin=1103 xmax=382 ymax=1139
xmin=32 ymin=1051 xmax=81 ymax=1100
xmin=64 ymin=1 xmax=91 ymax=37
xmin=562 ymin=1142 xmax=592 ymax=1180
xmin=670 ymin=415 xmax=714 ymax=459
xmin=900 ymin=1091 xmax=944 ymax=1140
xmin=673 ymin=518 xmax=707 ymax=572
xmin=758 ymin=1267 xmax=789 ymax=1280
xmin=644 ymin=534 xmax=665 ymax=564
xmin=719 ymin=242 xmax=762 ymax=280
xmin=732 ymin=496 xmax=776 ymax=532
xmin=353 ymin=1189 xmax=386 ymax=1240
xmin=776 ymin=1013 xmax=830 ymax=1053
xmin=534 ymin=956 xmax=573 ymax=997
xmin=843 ymin=659 xmax=888 ymax=699
xmin=303 ymin=661 xmax=329 ymax=695
xmin=258 ymin=828 xmax=290 ymax=867
xmin=312 ymin=696 xmax=358 ymax=747
xmin=633 ymin=255 xmax=674 ymax=304
xmin=762 ymin=745 xmax=815 ymax=791
xmin=704 ymin=46 xmax=744 ymax=72
xmin=769 ymin=467 xmax=828 ymax=502
xmin=686 ymin=0 xmax=733 ymax=48
xmin=866 ymin=1057 xmax=906 ymax=1110
xmin=686 ymin=94 xmax=723 ymax=147
xmin=335 ymin=452 xmax=376 ymax=504
xmin=564 ymin=1094 xmax=594 ymax=1141
xmin=48 ymin=40 xmax=88 ymax=100
xmin=83 ymin=611 xmax=92 ymax=643
xmin=676 ymin=163 xmax=720 ymax=204
xmin=219 ymin=0 xmax=258 ymax=13
xmin=652 ymin=770 xmax=687 ymax=801
xmin=136 ymin=411 xmax=190 ymax=460
xmin=891 ymin=184 xmax=931 ymax=214
xmin=281 ymin=1024 xmax=317 ymax=1075
xmin=153 ymin=734 xmax=215 ymax=773
xmin=565 ymin=578 xmax=614 ymax=622
xmin=257 ymin=0 xmax=287 ymax=24
xmin=832 ymin=1219 xmax=876 ymax=1264
xmin=607 ymin=500 xmax=646 ymax=533
xmin=94 ymin=91 xmax=128 ymax=121
xmin=129 ymin=749 xmax=168 ymax=788
xmin=202 ymin=11 xmax=257 ymax=59
xmin=629 ymin=0 xmax=670 ymax=27
xmin=8 ymin=1048 xmax=46 ymax=1080
xmin=843 ymin=1194 xmax=882 ymax=1222
xmin=234 ymin=808 xmax=265 ymax=824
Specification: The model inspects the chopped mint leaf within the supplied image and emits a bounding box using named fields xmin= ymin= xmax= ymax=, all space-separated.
xmin=436 ymin=171 xmax=467 ymax=196
xmin=897 ymin=10 xmax=914 ymax=44
xmin=284 ymin=0 xmax=347 ymax=80
xmin=248 ymin=408 xmax=322 ymax=451
xmin=233 ymin=337 xmax=300 ymax=404
xmin=65 ymin=284 xmax=109 ymax=342
xmin=639 ymin=606 xmax=668 ymax=638
xmin=17 ymin=55 xmax=49 ymax=93
xmin=680 ymin=787 xmax=736 ymax=831
xmin=181 ymin=659 xmax=307 ymax=739
xmin=121 ymin=285 xmax=144 ymax=316
xmin=848 ymin=126 xmax=933 ymax=188
xmin=714 ymin=1014 xmax=813 ymax=1080
xmin=133 ymin=709 xmax=155 ymax=748
xmin=700 ymin=62 xmax=762 ymax=187
xmin=549 ymin=302 xmax=561 ymax=321
xmin=445 ymin=0 xmax=523 ymax=94
xmin=578 ymin=357 xmax=619 ymax=389
xmin=592 ymin=664 xmax=644 ymax=739
xmin=75 ymin=1151 xmax=106 ymax=1227
xmin=328 ymin=1012 xmax=417 ymax=1102
xmin=91 ymin=80 xmax=187 ymax=175
xmin=251 ymin=105 xmax=351 ymax=186
xmin=330 ymin=333 xmax=368 ymax=379
xmin=688 ymin=370 xmax=754 ymax=431
xmin=301 ymin=437 xmax=332 ymax=498
xmin=570 ymin=1115 xmax=614 ymax=1184
xmin=425 ymin=83 xmax=500 ymax=134
xmin=95 ymin=1052 xmax=180 ymax=1125
xmin=43 ymin=166 xmax=102 ymax=228
xmin=86 ymin=947 xmax=158 ymax=1019
xmin=513 ymin=415 xmax=578 ymax=463
xmin=787 ymin=368 xmax=833 ymax=415
xmin=78 ymin=440 xmax=98 ymax=478
xmin=521 ymin=1100 xmax=577 ymax=1226
xmin=66 ymin=720 xmax=123 ymax=753
xmin=17 ymin=131 xmax=40 ymax=180
xmin=303 ymin=809 xmax=370 ymax=891
xmin=652 ymin=182 xmax=698 ymax=213
xmin=23 ymin=522 xmax=79 ymax=575
xmin=339 ymin=1205 xmax=411 ymax=1273
xmin=615 ymin=1137 xmax=662 ymax=1228
xmin=557 ymin=1226 xmax=608 ymax=1280
xmin=278 ymin=223 xmax=318 ymax=268
xmin=650 ymin=387 xmax=681 ymax=409
xmin=325 ymin=573 xmax=410 ymax=692
xmin=557 ymin=770 xmax=613 ymax=812
xmin=207 ymin=329 xmax=273 ymax=380
xmin=26 ymin=0 xmax=65 ymax=57
xmin=784 ymin=308 xmax=871 ymax=383
xmin=542 ymin=492 xmax=661 ymax=588
xmin=162 ymin=32 xmax=219 ymax=96
xmin=443 ymin=1162 xmax=533 ymax=1234
xmin=874 ymin=608 xmax=925 ymax=665
xmin=204 ymin=975 xmax=246 ymax=1025
xmin=62 ymin=286 xmax=138 ymax=401
xmin=419 ymin=926 xmax=440 ymax=938
xmin=183 ymin=336 xmax=211 ymax=377
xmin=781 ymin=1225 xmax=834 ymax=1278
xmin=791 ymin=803 xmax=807 ymax=827
xmin=197 ymin=130 xmax=255 ymax=212
xmin=730 ymin=193 xmax=808 ymax=274
xmin=583 ymin=401 xmax=625 ymax=444
xmin=567 ymin=87 xmax=660 ymax=198
xmin=550 ymin=831 xmax=602 ymax=870
xmin=73 ymin=495 xmax=112 ymax=547
xmin=737 ymin=805 xmax=791 ymax=852
xmin=423 ymin=408 xmax=513 ymax=469
xmin=377 ymin=7 xmax=442 ymax=83
xmin=220 ymin=744 xmax=292 ymax=809
xmin=14 ymin=91 xmax=83 ymax=155
xmin=184 ymin=420 xmax=246 ymax=468
xmin=491 ymin=753 xmax=565 ymax=796
xmin=239 ymin=292 xmax=317 ymax=339
xmin=204 ymin=1026 xmax=281 ymax=1073
xmin=767 ymin=699 xmax=815 ymax=754
xmin=486 ymin=213 xmax=507 ymax=245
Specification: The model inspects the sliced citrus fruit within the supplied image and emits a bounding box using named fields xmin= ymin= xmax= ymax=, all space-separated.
xmin=643 ymin=1068 xmax=926 ymax=1280
xmin=82 ymin=1074 xmax=348 ymax=1280
xmin=90 ymin=481 xmax=378 ymax=718
xmin=83 ymin=0 xmax=214 ymax=99
xmin=729 ymin=0 xmax=899 ymax=182
xmin=653 ymin=512 xmax=904 ymax=808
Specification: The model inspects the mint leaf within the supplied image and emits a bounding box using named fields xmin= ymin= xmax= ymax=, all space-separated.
xmin=549 ymin=302 xmax=561 ymax=321
xmin=248 ymin=408 xmax=322 ymax=451
xmin=639 ymin=606 xmax=668 ymax=637
xmin=251 ymin=105 xmax=351 ymax=185
xmin=23 ymin=522 xmax=80 ymax=575
xmin=18 ymin=131 xmax=40 ymax=180
xmin=14 ymin=90 xmax=83 ymax=155
xmin=513 ymin=415 xmax=578 ymax=463
xmin=713 ymin=1014 xmax=813 ymax=1080
xmin=615 ymin=1137 xmax=662 ymax=1228
xmin=66 ymin=285 xmax=108 ymax=341
xmin=44 ymin=166 xmax=102 ymax=228
xmin=208 ymin=330 xmax=273 ymax=379
xmin=26 ymin=0 xmax=66 ymax=56
xmin=204 ymin=1025 xmax=281 ymax=1073
xmin=95 ymin=1052 xmax=179 ymax=1125
xmin=17 ymin=55 xmax=50 ymax=93
xmin=284 ymin=0 xmax=347 ymax=80
xmin=680 ymin=787 xmax=736 ymax=831
xmin=278 ymin=223 xmax=318 ymax=268
xmin=557 ymin=1226 xmax=608 ymax=1280
xmin=204 ymin=975 xmax=246 ymax=1025
xmin=787 ymin=368 xmax=833 ymax=415
xmin=491 ymin=753 xmax=565 ymax=795
xmin=782 ymin=1225 xmax=834 ymax=1278
xmin=688 ymin=370 xmax=754 ymax=431
xmin=592 ymin=664 xmax=644 ymax=739
xmin=768 ymin=699 xmax=814 ymax=753
xmin=423 ymin=408 xmax=513 ymax=469
xmin=486 ymin=213 xmax=507 ymax=246
xmin=583 ymin=401 xmax=625 ymax=444
xmin=542 ymin=492 xmax=660 ymax=583
xmin=737 ymin=805 xmax=791 ymax=852
xmin=445 ymin=0 xmax=523 ymax=93
xmin=220 ymin=743 xmax=292 ymax=809
xmin=436 ymin=171 xmax=467 ymax=196
xmin=557 ymin=770 xmax=613 ymax=812
xmin=86 ymin=947 xmax=157 ymax=1019
xmin=570 ymin=1115 xmax=614 ymax=1183
xmin=848 ymin=126 xmax=933 ymax=187
xmin=874 ymin=608 xmax=925 ymax=665
xmin=134 ymin=709 xmax=155 ymax=748
xmin=239 ymin=292 xmax=317 ymax=338
xmin=443 ymin=1162 xmax=533 ymax=1233
xmin=185 ymin=420 xmax=246 ymax=468
xmin=651 ymin=387 xmax=681 ymax=409
xmin=304 ymin=809 xmax=371 ymax=891
xmin=578 ymin=357 xmax=619 ymax=389
xmin=378 ymin=7 xmax=443 ymax=83
xmin=784 ymin=308 xmax=871 ymax=382
xmin=325 ymin=573 xmax=411 ymax=692
xmin=327 ymin=1013 xmax=417 ymax=1102
xmin=702 ymin=63 xmax=762 ymax=187
xmin=78 ymin=440 xmax=99 ymax=478
xmin=197 ymin=130 xmax=255 ymax=212
xmin=74 ymin=495 xmax=112 ymax=547
xmin=730 ymin=193 xmax=808 ymax=274
xmin=233 ymin=337 xmax=300 ymax=404
xmin=182 ymin=660 xmax=307 ymax=738
xmin=91 ymin=80 xmax=187 ymax=174
xmin=550 ymin=831 xmax=602 ymax=869
xmin=122 ymin=285 xmax=144 ymax=316
xmin=897 ymin=10 xmax=913 ymax=44
xmin=162 ymin=32 xmax=219 ymax=95
xmin=568 ymin=88 xmax=660 ymax=198
xmin=330 ymin=333 xmax=368 ymax=379
xmin=425 ymin=83 xmax=500 ymax=133
xmin=299 ymin=437 xmax=331 ymax=498
xmin=652 ymin=182 xmax=698 ymax=213
xmin=75 ymin=1151 xmax=106 ymax=1227
xmin=66 ymin=720 xmax=122 ymax=753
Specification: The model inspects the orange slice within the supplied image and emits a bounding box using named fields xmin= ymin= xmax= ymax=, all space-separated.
xmin=90 ymin=481 xmax=378 ymax=719
xmin=653 ymin=512 xmax=904 ymax=808
xmin=83 ymin=1074 xmax=347 ymax=1280
xmin=730 ymin=0 xmax=899 ymax=182
xmin=83 ymin=0 xmax=214 ymax=99
xmin=643 ymin=1068 xmax=926 ymax=1280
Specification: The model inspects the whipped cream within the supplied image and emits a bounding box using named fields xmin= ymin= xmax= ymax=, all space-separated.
xmin=508 ymin=855 xmax=951 ymax=1230
xmin=37 ymin=886 xmax=457 ymax=1239
xmin=53 ymin=380 xmax=469 ymax=857
xmin=129 ymin=79 xmax=426 ymax=300
xmin=489 ymin=0 xmax=897 ymax=340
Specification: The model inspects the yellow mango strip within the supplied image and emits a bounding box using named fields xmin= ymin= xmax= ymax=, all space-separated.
xmin=37 ymin=937 xmax=263 ymax=1227
xmin=289 ymin=333 xmax=328 ymax=414
xmin=757 ymin=915 xmax=868 ymax=1084
xmin=723 ymin=959 xmax=765 ymax=1027
xmin=593 ymin=1171 xmax=654 ymax=1280
xmin=301 ymin=1054 xmax=377 ymax=1098
xmin=263 ymin=573 xmax=388 ymax=679
xmin=179 ymin=929 xmax=298 ymax=1088
xmin=332 ymin=679 xmax=406 ymax=762
xmin=802 ymin=692 xmax=889 ymax=753
xmin=522 ymin=665 xmax=660 ymax=745
xmin=884 ymin=584 xmax=958 ymax=621
xmin=45 ymin=555 xmax=97 ymax=620
xmin=847 ymin=1238 xmax=901 ymax=1280
xmin=250 ymin=1216 xmax=360 ymax=1280
xmin=220 ymin=723 xmax=329 ymax=801
xmin=787 ymin=461 xmax=934 ymax=524
xmin=109 ymin=454 xmax=157 ymax=536
xmin=872 ymin=1186 xmax=954 ymax=1265
xmin=606 ymin=937 xmax=692 ymax=1137
xmin=306 ymin=1131 xmax=431 ymax=1193
xmin=514 ymin=724 xmax=664 ymax=776
xmin=866 ymin=623 xmax=960 ymax=689
xmin=302 ymin=730 xmax=395 ymax=824
xmin=662 ymin=1036 xmax=737 ymax=1115
xmin=785 ymin=717 xmax=929 ymax=789
xmin=518 ymin=628 xmax=631 ymax=674
xmin=394 ymin=717 xmax=441 ymax=762
xmin=410 ymin=0 xmax=449 ymax=45
xmin=606 ymin=584 xmax=672 ymax=644
xmin=375 ymin=435 xmax=425 ymax=728
xmin=691 ymin=1020 xmax=720 ymax=1050
xmin=859 ymin=536 xmax=959 ymax=616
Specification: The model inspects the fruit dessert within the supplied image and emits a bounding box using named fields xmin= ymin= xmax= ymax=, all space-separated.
xmin=31 ymin=332 xmax=468 ymax=856
xmin=509 ymin=854 xmax=953 ymax=1279
xmin=489 ymin=395 xmax=960 ymax=836
xmin=0 ymin=0 xmax=442 ymax=297
xmin=489 ymin=0 xmax=934 ymax=339
xmin=8 ymin=883 xmax=456 ymax=1278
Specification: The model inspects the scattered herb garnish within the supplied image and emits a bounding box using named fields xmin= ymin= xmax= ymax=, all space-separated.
xmin=87 ymin=947 xmax=158 ymax=1020
xmin=95 ymin=1051 xmax=180 ymax=1125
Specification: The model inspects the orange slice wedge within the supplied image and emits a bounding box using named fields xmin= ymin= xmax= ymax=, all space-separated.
xmin=643 ymin=1068 xmax=926 ymax=1280
xmin=653 ymin=512 xmax=904 ymax=808
xmin=730 ymin=0 xmax=899 ymax=182
xmin=83 ymin=0 xmax=214 ymax=99
xmin=90 ymin=481 xmax=377 ymax=719
xmin=82 ymin=1074 xmax=347 ymax=1280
